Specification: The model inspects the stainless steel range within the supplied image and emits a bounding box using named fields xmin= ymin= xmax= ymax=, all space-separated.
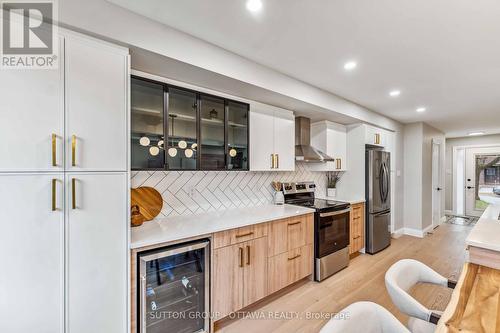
xmin=283 ymin=181 xmax=351 ymax=281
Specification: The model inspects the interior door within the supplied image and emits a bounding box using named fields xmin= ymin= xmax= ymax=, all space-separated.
xmin=465 ymin=147 xmax=500 ymax=216
xmin=243 ymin=237 xmax=268 ymax=307
xmin=0 ymin=174 xmax=64 ymax=333
xmin=65 ymin=35 xmax=128 ymax=172
xmin=0 ymin=37 xmax=64 ymax=172
xmin=66 ymin=173 xmax=127 ymax=333
xmin=432 ymin=142 xmax=442 ymax=226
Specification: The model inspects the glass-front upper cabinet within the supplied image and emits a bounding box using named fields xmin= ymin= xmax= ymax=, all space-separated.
xmin=131 ymin=76 xmax=250 ymax=171
xmin=200 ymin=95 xmax=225 ymax=170
xmin=227 ymin=101 xmax=249 ymax=170
xmin=166 ymin=88 xmax=198 ymax=170
xmin=131 ymin=78 xmax=165 ymax=170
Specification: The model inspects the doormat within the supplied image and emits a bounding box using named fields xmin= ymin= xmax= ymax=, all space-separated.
xmin=444 ymin=214 xmax=479 ymax=226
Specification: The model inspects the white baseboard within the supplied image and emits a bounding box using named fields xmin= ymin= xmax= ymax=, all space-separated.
xmin=423 ymin=224 xmax=434 ymax=234
xmin=445 ymin=210 xmax=453 ymax=215
xmin=392 ymin=228 xmax=405 ymax=239
xmin=402 ymin=227 xmax=425 ymax=238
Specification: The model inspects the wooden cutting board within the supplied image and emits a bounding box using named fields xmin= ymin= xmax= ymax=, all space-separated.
xmin=130 ymin=187 xmax=163 ymax=222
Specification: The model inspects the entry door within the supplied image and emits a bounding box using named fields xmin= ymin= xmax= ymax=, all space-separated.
xmin=66 ymin=173 xmax=127 ymax=333
xmin=431 ymin=142 xmax=442 ymax=227
xmin=465 ymin=147 xmax=500 ymax=217
xmin=0 ymin=174 xmax=64 ymax=333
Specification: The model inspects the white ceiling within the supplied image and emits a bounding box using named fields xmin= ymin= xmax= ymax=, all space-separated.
xmin=109 ymin=0 xmax=500 ymax=137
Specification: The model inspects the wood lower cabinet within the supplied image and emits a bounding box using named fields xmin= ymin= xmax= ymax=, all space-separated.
xmin=268 ymin=244 xmax=313 ymax=294
xmin=212 ymin=213 xmax=314 ymax=321
xmin=349 ymin=203 xmax=365 ymax=254
xmin=213 ymin=236 xmax=268 ymax=319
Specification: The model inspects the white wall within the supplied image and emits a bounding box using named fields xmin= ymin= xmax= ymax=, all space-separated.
xmin=403 ymin=122 xmax=445 ymax=234
xmin=445 ymin=134 xmax=500 ymax=211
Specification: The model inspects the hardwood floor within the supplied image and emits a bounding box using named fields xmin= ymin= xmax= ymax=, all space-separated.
xmin=215 ymin=222 xmax=471 ymax=333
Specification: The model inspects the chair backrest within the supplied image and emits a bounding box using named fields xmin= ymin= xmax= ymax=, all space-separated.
xmin=385 ymin=259 xmax=447 ymax=322
xmin=319 ymin=301 xmax=410 ymax=333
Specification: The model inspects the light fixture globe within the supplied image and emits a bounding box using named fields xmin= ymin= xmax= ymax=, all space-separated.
xmin=229 ymin=148 xmax=237 ymax=157
xmin=158 ymin=140 xmax=164 ymax=147
xmin=139 ymin=136 xmax=150 ymax=147
xmin=191 ymin=143 xmax=198 ymax=150
xmin=168 ymin=147 xmax=178 ymax=157
xmin=178 ymin=140 xmax=187 ymax=149
xmin=185 ymin=148 xmax=194 ymax=158
xmin=149 ymin=146 xmax=160 ymax=156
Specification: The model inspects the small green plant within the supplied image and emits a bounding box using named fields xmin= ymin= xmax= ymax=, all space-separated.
xmin=326 ymin=171 xmax=343 ymax=189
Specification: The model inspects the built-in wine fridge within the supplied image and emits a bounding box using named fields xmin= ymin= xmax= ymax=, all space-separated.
xmin=138 ymin=239 xmax=210 ymax=333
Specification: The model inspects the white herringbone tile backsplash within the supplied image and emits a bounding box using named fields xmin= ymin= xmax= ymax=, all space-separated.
xmin=131 ymin=163 xmax=327 ymax=217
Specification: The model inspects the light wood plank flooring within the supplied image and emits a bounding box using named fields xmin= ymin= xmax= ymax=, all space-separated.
xmin=215 ymin=222 xmax=471 ymax=333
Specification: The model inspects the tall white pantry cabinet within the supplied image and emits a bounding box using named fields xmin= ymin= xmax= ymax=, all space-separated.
xmin=0 ymin=29 xmax=129 ymax=333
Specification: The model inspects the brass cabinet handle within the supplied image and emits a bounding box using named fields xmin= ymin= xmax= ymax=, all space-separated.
xmin=288 ymin=221 xmax=301 ymax=226
xmin=51 ymin=134 xmax=57 ymax=167
xmin=246 ymin=245 xmax=250 ymax=265
xmin=71 ymin=178 xmax=76 ymax=209
xmin=353 ymin=236 xmax=361 ymax=240
xmin=288 ymin=254 xmax=301 ymax=261
xmin=276 ymin=154 xmax=279 ymax=169
xmin=239 ymin=247 xmax=244 ymax=267
xmin=375 ymin=133 xmax=381 ymax=145
xmin=235 ymin=231 xmax=254 ymax=238
xmin=353 ymin=217 xmax=361 ymax=220
xmin=51 ymin=179 xmax=57 ymax=211
xmin=336 ymin=158 xmax=341 ymax=170
xmin=270 ymin=154 xmax=274 ymax=169
xmin=71 ymin=135 xmax=76 ymax=167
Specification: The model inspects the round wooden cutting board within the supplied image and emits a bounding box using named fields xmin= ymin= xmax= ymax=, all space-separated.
xmin=130 ymin=187 xmax=163 ymax=222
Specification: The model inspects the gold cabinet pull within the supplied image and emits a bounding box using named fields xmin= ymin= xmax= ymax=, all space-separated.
xmin=239 ymin=247 xmax=244 ymax=267
xmin=270 ymin=154 xmax=274 ymax=169
xmin=71 ymin=135 xmax=76 ymax=167
xmin=353 ymin=236 xmax=361 ymax=240
xmin=51 ymin=134 xmax=57 ymax=167
xmin=235 ymin=231 xmax=254 ymax=238
xmin=336 ymin=158 xmax=341 ymax=170
xmin=288 ymin=254 xmax=301 ymax=261
xmin=375 ymin=133 xmax=381 ymax=145
xmin=71 ymin=178 xmax=76 ymax=209
xmin=51 ymin=179 xmax=57 ymax=211
xmin=288 ymin=221 xmax=301 ymax=226
xmin=275 ymin=154 xmax=279 ymax=169
xmin=246 ymin=245 xmax=250 ymax=265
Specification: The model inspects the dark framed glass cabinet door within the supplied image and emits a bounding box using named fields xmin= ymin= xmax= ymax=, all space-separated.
xmin=227 ymin=101 xmax=249 ymax=170
xmin=166 ymin=88 xmax=198 ymax=170
xmin=131 ymin=78 xmax=165 ymax=170
xmin=200 ymin=95 xmax=225 ymax=170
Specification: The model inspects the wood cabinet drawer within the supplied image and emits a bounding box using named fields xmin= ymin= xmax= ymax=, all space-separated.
xmin=213 ymin=223 xmax=268 ymax=249
xmin=268 ymin=214 xmax=313 ymax=257
xmin=268 ymin=244 xmax=313 ymax=295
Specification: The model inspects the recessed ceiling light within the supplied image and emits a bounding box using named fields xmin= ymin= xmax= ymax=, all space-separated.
xmin=246 ymin=0 xmax=262 ymax=12
xmin=389 ymin=90 xmax=401 ymax=97
xmin=344 ymin=61 xmax=357 ymax=71
xmin=416 ymin=107 xmax=426 ymax=113
xmin=468 ymin=131 xmax=485 ymax=136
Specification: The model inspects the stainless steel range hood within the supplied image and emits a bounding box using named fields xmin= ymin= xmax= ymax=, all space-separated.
xmin=295 ymin=117 xmax=335 ymax=162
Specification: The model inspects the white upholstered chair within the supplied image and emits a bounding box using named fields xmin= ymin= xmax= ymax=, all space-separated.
xmin=319 ymin=301 xmax=410 ymax=333
xmin=385 ymin=259 xmax=456 ymax=333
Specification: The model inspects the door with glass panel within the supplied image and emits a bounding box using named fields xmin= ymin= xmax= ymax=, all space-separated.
xmin=227 ymin=101 xmax=249 ymax=170
xmin=200 ymin=95 xmax=225 ymax=170
xmin=465 ymin=146 xmax=500 ymax=216
xmin=131 ymin=77 xmax=165 ymax=170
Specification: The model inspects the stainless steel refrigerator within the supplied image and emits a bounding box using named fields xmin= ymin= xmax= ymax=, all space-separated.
xmin=365 ymin=149 xmax=391 ymax=254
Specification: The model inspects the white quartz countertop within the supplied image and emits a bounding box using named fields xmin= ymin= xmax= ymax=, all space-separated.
xmin=131 ymin=204 xmax=315 ymax=249
xmin=466 ymin=204 xmax=500 ymax=252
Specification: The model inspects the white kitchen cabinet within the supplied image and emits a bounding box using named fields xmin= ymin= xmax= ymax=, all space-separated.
xmin=250 ymin=107 xmax=295 ymax=171
xmin=65 ymin=34 xmax=128 ymax=172
xmin=66 ymin=173 xmax=127 ymax=333
xmin=0 ymin=37 xmax=64 ymax=173
xmin=0 ymin=174 xmax=64 ymax=333
xmin=308 ymin=121 xmax=347 ymax=171
xmin=365 ymin=125 xmax=388 ymax=147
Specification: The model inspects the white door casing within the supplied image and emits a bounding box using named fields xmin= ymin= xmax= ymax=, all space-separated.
xmin=0 ymin=174 xmax=64 ymax=333
xmin=432 ymin=141 xmax=442 ymax=228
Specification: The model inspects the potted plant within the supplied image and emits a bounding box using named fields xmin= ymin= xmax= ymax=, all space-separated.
xmin=326 ymin=171 xmax=343 ymax=198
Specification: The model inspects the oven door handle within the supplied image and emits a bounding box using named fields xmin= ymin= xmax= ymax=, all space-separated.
xmin=319 ymin=222 xmax=333 ymax=229
xmin=319 ymin=208 xmax=351 ymax=218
